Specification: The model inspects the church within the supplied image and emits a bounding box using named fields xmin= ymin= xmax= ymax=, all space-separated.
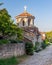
xmin=15 ymin=6 xmax=45 ymax=45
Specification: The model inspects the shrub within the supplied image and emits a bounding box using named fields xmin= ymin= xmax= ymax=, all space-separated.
xmin=34 ymin=42 xmax=41 ymax=52
xmin=0 ymin=56 xmax=19 ymax=65
xmin=0 ymin=39 xmax=9 ymax=44
xmin=17 ymin=40 xmax=23 ymax=43
xmin=17 ymin=39 xmax=23 ymax=43
xmin=25 ymin=42 xmax=34 ymax=55
xmin=41 ymin=41 xmax=46 ymax=49
xmin=50 ymin=39 xmax=52 ymax=43
xmin=41 ymin=40 xmax=48 ymax=49
xmin=41 ymin=39 xmax=50 ymax=49
xmin=9 ymin=40 xmax=17 ymax=43
xmin=9 ymin=39 xmax=23 ymax=43
xmin=45 ymin=39 xmax=50 ymax=46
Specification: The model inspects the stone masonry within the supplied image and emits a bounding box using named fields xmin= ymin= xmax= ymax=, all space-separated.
xmin=0 ymin=43 xmax=25 ymax=58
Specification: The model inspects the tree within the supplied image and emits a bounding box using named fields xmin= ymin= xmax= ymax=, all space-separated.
xmin=46 ymin=31 xmax=52 ymax=43
xmin=0 ymin=8 xmax=23 ymax=40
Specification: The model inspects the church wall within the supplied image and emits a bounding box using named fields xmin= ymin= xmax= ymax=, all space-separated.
xmin=23 ymin=18 xmax=28 ymax=27
xmin=30 ymin=19 xmax=34 ymax=26
xmin=32 ymin=36 xmax=37 ymax=46
xmin=17 ymin=18 xmax=28 ymax=27
xmin=32 ymin=35 xmax=43 ymax=46
xmin=16 ymin=17 xmax=34 ymax=27
xmin=18 ymin=21 xmax=23 ymax=27
xmin=38 ymin=36 xmax=43 ymax=43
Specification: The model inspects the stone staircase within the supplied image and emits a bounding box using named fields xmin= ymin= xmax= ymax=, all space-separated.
xmin=23 ymin=32 xmax=34 ymax=43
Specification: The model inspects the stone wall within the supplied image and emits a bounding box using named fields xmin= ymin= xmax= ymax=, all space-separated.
xmin=0 ymin=43 xmax=25 ymax=58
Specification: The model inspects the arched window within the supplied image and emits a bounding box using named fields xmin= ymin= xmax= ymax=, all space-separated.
xmin=22 ymin=21 xmax=25 ymax=26
xmin=28 ymin=19 xmax=31 ymax=26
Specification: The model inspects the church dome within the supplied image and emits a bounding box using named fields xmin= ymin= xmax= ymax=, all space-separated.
xmin=16 ymin=6 xmax=35 ymax=19
xmin=16 ymin=11 xmax=35 ymax=19
xmin=18 ymin=11 xmax=33 ymax=17
xmin=15 ymin=6 xmax=35 ymax=27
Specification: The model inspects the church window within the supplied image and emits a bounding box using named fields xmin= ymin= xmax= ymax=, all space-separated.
xmin=33 ymin=20 xmax=34 ymax=25
xmin=28 ymin=19 xmax=31 ymax=26
xmin=23 ymin=21 xmax=25 ymax=26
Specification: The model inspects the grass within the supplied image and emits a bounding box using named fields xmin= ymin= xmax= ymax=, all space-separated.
xmin=0 ymin=56 xmax=19 ymax=65
xmin=0 ymin=55 xmax=29 ymax=65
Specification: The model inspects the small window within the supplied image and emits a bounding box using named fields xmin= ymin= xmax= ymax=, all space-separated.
xmin=28 ymin=19 xmax=31 ymax=26
xmin=23 ymin=21 xmax=25 ymax=26
xmin=33 ymin=21 xmax=34 ymax=25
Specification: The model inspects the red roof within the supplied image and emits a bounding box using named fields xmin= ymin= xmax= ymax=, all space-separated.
xmin=18 ymin=11 xmax=33 ymax=17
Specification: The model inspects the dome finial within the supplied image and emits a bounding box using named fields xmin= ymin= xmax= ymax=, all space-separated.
xmin=24 ymin=5 xmax=27 ymax=12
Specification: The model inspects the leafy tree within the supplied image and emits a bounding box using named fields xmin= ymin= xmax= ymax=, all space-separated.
xmin=0 ymin=8 xmax=23 ymax=40
xmin=46 ymin=31 xmax=52 ymax=43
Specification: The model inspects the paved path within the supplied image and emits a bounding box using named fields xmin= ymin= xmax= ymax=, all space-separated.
xmin=18 ymin=45 xmax=52 ymax=65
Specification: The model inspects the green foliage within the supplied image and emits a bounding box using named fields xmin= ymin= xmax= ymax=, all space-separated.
xmin=25 ymin=42 xmax=34 ymax=55
xmin=9 ymin=39 xmax=17 ymax=43
xmin=0 ymin=39 xmax=9 ymax=44
xmin=46 ymin=31 xmax=52 ymax=43
xmin=41 ymin=41 xmax=47 ymax=49
xmin=34 ymin=42 xmax=41 ymax=52
xmin=17 ymin=40 xmax=23 ymax=43
xmin=9 ymin=39 xmax=23 ymax=43
xmin=41 ymin=39 xmax=50 ymax=49
xmin=45 ymin=39 xmax=50 ymax=45
xmin=0 ymin=8 xmax=23 ymax=41
xmin=0 ymin=9 xmax=15 ymax=37
xmin=50 ymin=39 xmax=52 ymax=43
xmin=0 ymin=56 xmax=19 ymax=65
xmin=17 ymin=28 xmax=23 ymax=40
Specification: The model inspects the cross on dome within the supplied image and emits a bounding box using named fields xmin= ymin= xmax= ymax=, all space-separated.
xmin=24 ymin=5 xmax=27 ymax=11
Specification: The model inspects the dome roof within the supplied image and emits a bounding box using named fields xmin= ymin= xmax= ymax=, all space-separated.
xmin=18 ymin=11 xmax=33 ymax=17
xmin=16 ymin=10 xmax=35 ymax=19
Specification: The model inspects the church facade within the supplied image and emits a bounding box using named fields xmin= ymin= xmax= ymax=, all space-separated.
xmin=15 ymin=7 xmax=44 ymax=45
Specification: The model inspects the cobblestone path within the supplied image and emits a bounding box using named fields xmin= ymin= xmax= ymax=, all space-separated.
xmin=18 ymin=45 xmax=52 ymax=65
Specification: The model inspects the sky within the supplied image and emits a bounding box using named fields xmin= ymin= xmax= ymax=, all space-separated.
xmin=0 ymin=0 xmax=52 ymax=32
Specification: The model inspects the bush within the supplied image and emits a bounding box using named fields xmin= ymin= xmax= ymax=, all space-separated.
xmin=41 ymin=40 xmax=48 ymax=49
xmin=17 ymin=39 xmax=23 ymax=43
xmin=41 ymin=41 xmax=46 ymax=49
xmin=9 ymin=40 xmax=17 ymax=43
xmin=25 ymin=42 xmax=34 ymax=55
xmin=49 ymin=39 xmax=52 ymax=43
xmin=10 ymin=39 xmax=23 ymax=43
xmin=0 ymin=39 xmax=9 ymax=44
xmin=41 ymin=39 xmax=50 ymax=49
xmin=34 ymin=42 xmax=41 ymax=52
xmin=0 ymin=56 xmax=19 ymax=65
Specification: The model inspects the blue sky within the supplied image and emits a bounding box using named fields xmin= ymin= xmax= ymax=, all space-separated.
xmin=0 ymin=0 xmax=52 ymax=32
